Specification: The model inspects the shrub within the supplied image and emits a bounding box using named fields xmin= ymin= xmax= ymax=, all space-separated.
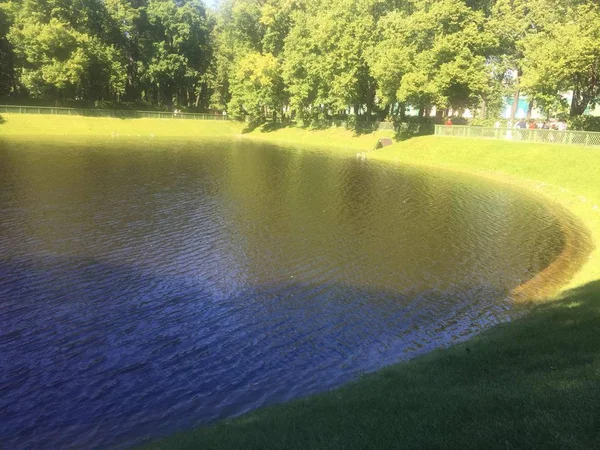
xmin=568 ymin=116 xmax=600 ymax=132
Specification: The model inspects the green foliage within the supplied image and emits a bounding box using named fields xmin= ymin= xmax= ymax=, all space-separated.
xmin=392 ymin=0 xmax=496 ymax=112
xmin=227 ymin=51 xmax=285 ymax=124
xmin=2 ymin=0 xmax=212 ymax=108
xmin=520 ymin=3 xmax=600 ymax=116
xmin=2 ymin=0 xmax=600 ymax=118
xmin=282 ymin=0 xmax=379 ymax=119
xmin=568 ymin=115 xmax=600 ymax=132
xmin=0 ymin=4 xmax=15 ymax=96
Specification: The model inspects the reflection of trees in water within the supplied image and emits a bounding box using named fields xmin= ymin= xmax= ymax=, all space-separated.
xmin=1 ymin=138 xmax=567 ymax=300
xmin=217 ymin=145 xmax=565 ymax=298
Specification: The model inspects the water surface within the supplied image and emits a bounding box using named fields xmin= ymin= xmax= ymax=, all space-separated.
xmin=0 ymin=137 xmax=568 ymax=448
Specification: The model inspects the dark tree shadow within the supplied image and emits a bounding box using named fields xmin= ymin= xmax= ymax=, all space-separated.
xmin=394 ymin=120 xmax=435 ymax=141
xmin=0 ymin=114 xmax=5 ymax=124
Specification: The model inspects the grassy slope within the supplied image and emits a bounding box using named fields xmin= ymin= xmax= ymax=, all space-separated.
xmin=0 ymin=113 xmax=244 ymax=137
xmin=2 ymin=115 xmax=600 ymax=448
xmin=244 ymin=124 xmax=395 ymax=152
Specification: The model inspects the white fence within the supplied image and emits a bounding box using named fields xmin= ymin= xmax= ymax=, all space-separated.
xmin=0 ymin=105 xmax=228 ymax=120
xmin=435 ymin=125 xmax=600 ymax=147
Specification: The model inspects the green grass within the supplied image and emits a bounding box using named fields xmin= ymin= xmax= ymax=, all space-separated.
xmin=0 ymin=113 xmax=244 ymax=137
xmin=244 ymin=123 xmax=395 ymax=152
xmin=2 ymin=114 xmax=600 ymax=448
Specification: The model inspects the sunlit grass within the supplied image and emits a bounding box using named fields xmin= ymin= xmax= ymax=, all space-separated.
xmin=0 ymin=113 xmax=244 ymax=137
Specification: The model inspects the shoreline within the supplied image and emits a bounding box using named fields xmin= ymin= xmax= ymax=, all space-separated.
xmin=365 ymin=137 xmax=599 ymax=292
xmin=362 ymin=155 xmax=595 ymax=303
xmin=241 ymin=126 xmax=598 ymax=300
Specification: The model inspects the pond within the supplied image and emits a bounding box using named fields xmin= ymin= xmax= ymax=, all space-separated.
xmin=0 ymin=137 xmax=577 ymax=448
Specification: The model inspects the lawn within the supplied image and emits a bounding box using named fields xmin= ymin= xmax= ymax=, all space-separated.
xmin=0 ymin=113 xmax=244 ymax=137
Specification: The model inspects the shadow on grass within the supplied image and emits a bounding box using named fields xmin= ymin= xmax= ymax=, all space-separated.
xmin=241 ymin=120 xmax=381 ymax=138
xmin=394 ymin=121 xmax=435 ymax=141
xmin=239 ymin=119 xmax=440 ymax=144
xmin=150 ymin=280 xmax=600 ymax=450
xmin=0 ymin=114 xmax=5 ymax=124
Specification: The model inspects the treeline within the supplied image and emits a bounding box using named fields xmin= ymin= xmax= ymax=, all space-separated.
xmin=0 ymin=0 xmax=599 ymax=121
xmin=0 ymin=0 xmax=212 ymax=109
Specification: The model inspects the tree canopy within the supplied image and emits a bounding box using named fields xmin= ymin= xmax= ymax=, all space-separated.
xmin=0 ymin=0 xmax=598 ymax=118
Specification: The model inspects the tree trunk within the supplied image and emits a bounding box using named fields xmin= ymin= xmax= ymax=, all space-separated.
xmin=435 ymin=107 xmax=444 ymax=120
xmin=479 ymin=98 xmax=487 ymax=119
xmin=510 ymin=69 xmax=522 ymax=120
xmin=510 ymin=89 xmax=520 ymax=120
xmin=570 ymin=89 xmax=588 ymax=116
xmin=526 ymin=99 xmax=534 ymax=119
xmin=195 ymin=84 xmax=202 ymax=108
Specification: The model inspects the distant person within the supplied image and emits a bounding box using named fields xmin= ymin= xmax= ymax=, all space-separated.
xmin=445 ymin=118 xmax=453 ymax=126
xmin=528 ymin=121 xmax=536 ymax=129
xmin=517 ymin=119 xmax=527 ymax=129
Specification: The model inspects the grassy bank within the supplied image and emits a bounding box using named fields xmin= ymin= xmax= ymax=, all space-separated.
xmin=2 ymin=114 xmax=600 ymax=448
xmin=0 ymin=113 xmax=244 ymax=137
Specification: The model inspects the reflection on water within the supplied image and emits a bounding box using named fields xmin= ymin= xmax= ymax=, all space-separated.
xmin=0 ymin=137 xmax=572 ymax=448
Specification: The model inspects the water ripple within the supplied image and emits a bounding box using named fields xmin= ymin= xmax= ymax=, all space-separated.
xmin=0 ymin=138 xmax=573 ymax=449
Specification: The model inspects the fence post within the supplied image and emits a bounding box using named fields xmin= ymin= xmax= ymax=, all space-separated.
xmin=585 ymin=134 xmax=590 ymax=147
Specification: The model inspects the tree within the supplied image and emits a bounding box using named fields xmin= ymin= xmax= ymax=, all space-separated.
xmin=227 ymin=50 xmax=285 ymax=124
xmin=487 ymin=0 xmax=566 ymax=120
xmin=6 ymin=0 xmax=127 ymax=101
xmin=366 ymin=10 xmax=413 ymax=119
xmin=143 ymin=0 xmax=211 ymax=106
xmin=0 ymin=3 xmax=16 ymax=96
xmin=520 ymin=3 xmax=600 ymax=116
xmin=393 ymin=0 xmax=496 ymax=116
xmin=282 ymin=0 xmax=379 ymax=121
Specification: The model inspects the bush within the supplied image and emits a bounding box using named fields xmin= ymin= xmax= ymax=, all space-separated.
xmin=568 ymin=116 xmax=600 ymax=132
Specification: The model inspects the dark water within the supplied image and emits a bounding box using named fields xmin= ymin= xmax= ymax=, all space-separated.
xmin=0 ymin=137 xmax=566 ymax=449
